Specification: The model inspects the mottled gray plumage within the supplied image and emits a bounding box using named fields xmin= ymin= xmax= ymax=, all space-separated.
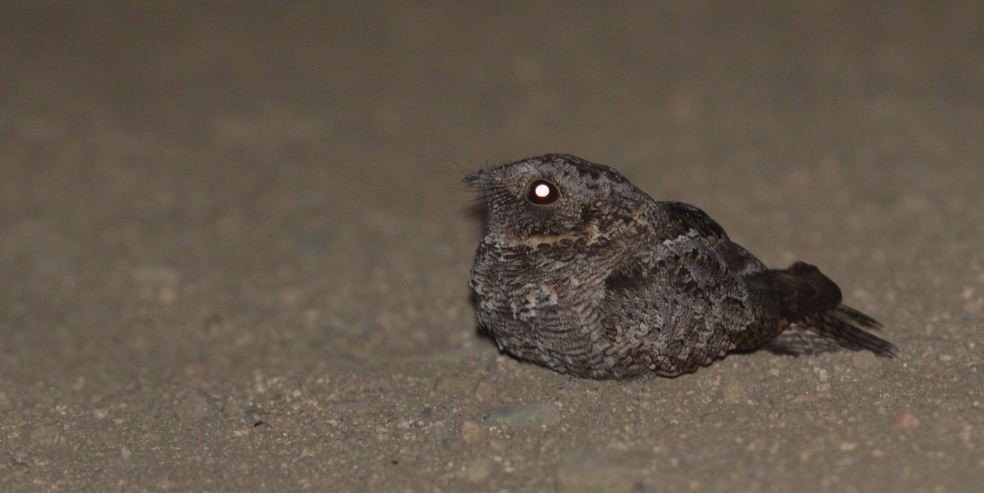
xmin=466 ymin=154 xmax=895 ymax=379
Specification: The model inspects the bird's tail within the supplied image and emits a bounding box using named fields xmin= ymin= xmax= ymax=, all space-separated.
xmin=767 ymin=304 xmax=897 ymax=357
xmin=749 ymin=261 xmax=897 ymax=357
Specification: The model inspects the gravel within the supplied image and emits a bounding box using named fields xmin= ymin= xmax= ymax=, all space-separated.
xmin=1 ymin=1 xmax=981 ymax=491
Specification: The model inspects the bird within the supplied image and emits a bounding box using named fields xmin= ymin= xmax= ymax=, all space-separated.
xmin=465 ymin=154 xmax=895 ymax=379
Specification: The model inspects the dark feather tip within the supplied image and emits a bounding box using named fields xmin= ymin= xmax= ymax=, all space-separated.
xmin=835 ymin=305 xmax=883 ymax=329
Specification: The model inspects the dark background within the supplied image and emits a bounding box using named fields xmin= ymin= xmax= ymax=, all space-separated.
xmin=1 ymin=2 xmax=981 ymax=491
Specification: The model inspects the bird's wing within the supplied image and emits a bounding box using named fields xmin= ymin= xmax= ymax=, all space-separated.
xmin=602 ymin=223 xmax=759 ymax=375
xmin=659 ymin=201 xmax=729 ymax=240
xmin=657 ymin=201 xmax=767 ymax=275
xmin=629 ymin=201 xmax=896 ymax=359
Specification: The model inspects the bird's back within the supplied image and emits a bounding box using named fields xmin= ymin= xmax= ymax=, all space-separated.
xmin=601 ymin=203 xmax=775 ymax=376
xmin=599 ymin=201 xmax=894 ymax=377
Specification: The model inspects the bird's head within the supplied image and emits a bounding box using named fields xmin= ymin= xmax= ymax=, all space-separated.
xmin=464 ymin=154 xmax=640 ymax=243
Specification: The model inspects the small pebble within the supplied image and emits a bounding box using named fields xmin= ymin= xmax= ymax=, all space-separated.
xmin=29 ymin=424 xmax=64 ymax=450
xmin=465 ymin=457 xmax=494 ymax=482
xmin=176 ymin=391 xmax=214 ymax=424
xmin=895 ymin=410 xmax=920 ymax=430
xmin=473 ymin=381 xmax=494 ymax=402
xmin=460 ymin=421 xmax=486 ymax=443
xmin=721 ymin=382 xmax=748 ymax=404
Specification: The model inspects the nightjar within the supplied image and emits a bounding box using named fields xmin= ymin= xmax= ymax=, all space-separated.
xmin=465 ymin=154 xmax=895 ymax=379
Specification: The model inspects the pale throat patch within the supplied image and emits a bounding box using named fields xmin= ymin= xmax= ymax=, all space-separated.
xmin=501 ymin=223 xmax=604 ymax=248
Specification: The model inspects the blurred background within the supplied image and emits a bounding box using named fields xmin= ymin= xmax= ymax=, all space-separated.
xmin=1 ymin=1 xmax=981 ymax=491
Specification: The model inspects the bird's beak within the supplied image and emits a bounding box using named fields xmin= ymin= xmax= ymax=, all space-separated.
xmin=463 ymin=170 xmax=490 ymax=187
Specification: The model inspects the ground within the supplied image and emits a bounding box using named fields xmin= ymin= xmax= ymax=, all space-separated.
xmin=0 ymin=1 xmax=981 ymax=491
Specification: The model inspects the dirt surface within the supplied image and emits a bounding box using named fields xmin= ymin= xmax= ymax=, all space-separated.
xmin=1 ymin=1 xmax=982 ymax=491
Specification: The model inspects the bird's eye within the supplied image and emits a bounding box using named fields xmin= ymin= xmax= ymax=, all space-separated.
xmin=526 ymin=179 xmax=559 ymax=205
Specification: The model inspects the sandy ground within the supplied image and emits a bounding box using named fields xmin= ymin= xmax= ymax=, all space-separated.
xmin=1 ymin=1 xmax=982 ymax=491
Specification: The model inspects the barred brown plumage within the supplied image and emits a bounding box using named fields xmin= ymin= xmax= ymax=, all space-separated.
xmin=466 ymin=154 xmax=896 ymax=379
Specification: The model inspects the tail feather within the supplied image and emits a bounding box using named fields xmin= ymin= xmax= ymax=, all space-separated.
xmin=799 ymin=307 xmax=896 ymax=356
xmin=753 ymin=262 xmax=896 ymax=358
xmin=748 ymin=261 xmax=843 ymax=321
xmin=833 ymin=304 xmax=882 ymax=330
